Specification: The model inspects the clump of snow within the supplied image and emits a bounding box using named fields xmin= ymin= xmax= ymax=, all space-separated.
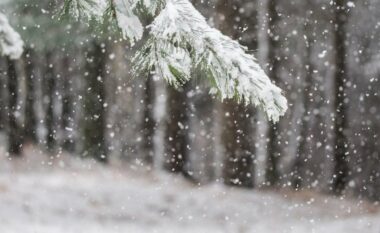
xmin=113 ymin=0 xmax=144 ymax=44
xmin=0 ymin=13 xmax=24 ymax=59
xmin=347 ymin=1 xmax=355 ymax=8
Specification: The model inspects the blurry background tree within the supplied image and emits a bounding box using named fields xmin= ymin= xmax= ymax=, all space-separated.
xmin=215 ymin=0 xmax=257 ymax=188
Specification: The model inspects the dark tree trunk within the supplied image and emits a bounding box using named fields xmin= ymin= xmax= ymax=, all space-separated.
xmin=222 ymin=100 xmax=254 ymax=187
xmin=0 ymin=60 xmax=6 ymax=131
xmin=61 ymin=56 xmax=75 ymax=152
xmin=163 ymin=84 xmax=190 ymax=175
xmin=265 ymin=0 xmax=282 ymax=186
xmin=193 ymin=93 xmax=216 ymax=183
xmin=332 ymin=0 xmax=350 ymax=195
xmin=6 ymin=58 xmax=23 ymax=156
xmin=292 ymin=28 xmax=314 ymax=190
xmin=24 ymin=49 xmax=38 ymax=143
xmin=141 ymin=75 xmax=156 ymax=168
xmin=216 ymin=0 xmax=257 ymax=188
xmin=44 ymin=52 xmax=56 ymax=151
xmin=83 ymin=43 xmax=108 ymax=163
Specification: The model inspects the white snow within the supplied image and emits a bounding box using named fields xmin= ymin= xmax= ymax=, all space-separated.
xmin=0 ymin=146 xmax=379 ymax=233
xmin=0 ymin=13 xmax=24 ymax=59
xmin=347 ymin=1 xmax=356 ymax=8
xmin=113 ymin=0 xmax=144 ymax=44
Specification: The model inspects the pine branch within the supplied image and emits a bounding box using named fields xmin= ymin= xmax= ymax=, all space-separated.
xmin=60 ymin=0 xmax=107 ymax=21
xmin=59 ymin=0 xmax=288 ymax=121
xmin=134 ymin=0 xmax=166 ymax=16
xmin=112 ymin=0 xmax=144 ymax=44
xmin=134 ymin=0 xmax=287 ymax=122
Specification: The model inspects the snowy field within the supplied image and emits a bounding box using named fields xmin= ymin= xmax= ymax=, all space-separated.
xmin=0 ymin=147 xmax=379 ymax=233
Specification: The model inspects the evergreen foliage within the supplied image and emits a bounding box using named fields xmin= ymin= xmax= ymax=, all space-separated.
xmin=62 ymin=0 xmax=288 ymax=122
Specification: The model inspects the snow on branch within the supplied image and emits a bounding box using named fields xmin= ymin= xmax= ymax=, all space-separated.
xmin=133 ymin=0 xmax=287 ymax=122
xmin=61 ymin=0 xmax=288 ymax=122
xmin=61 ymin=0 xmax=146 ymax=43
xmin=134 ymin=0 xmax=165 ymax=16
xmin=0 ymin=13 xmax=24 ymax=60
xmin=61 ymin=0 xmax=107 ymax=21
xmin=111 ymin=0 xmax=144 ymax=43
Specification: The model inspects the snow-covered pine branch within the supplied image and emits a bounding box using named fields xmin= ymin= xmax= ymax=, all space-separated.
xmin=134 ymin=0 xmax=165 ymax=16
xmin=133 ymin=0 xmax=287 ymax=122
xmin=61 ymin=0 xmax=288 ymax=122
xmin=61 ymin=0 xmax=107 ymax=21
xmin=108 ymin=0 xmax=144 ymax=43
xmin=0 ymin=13 xmax=24 ymax=59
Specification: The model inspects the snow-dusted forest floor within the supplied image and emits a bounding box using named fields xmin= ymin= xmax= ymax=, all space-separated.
xmin=0 ymin=146 xmax=379 ymax=233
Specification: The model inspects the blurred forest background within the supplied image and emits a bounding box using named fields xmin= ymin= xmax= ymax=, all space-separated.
xmin=0 ymin=0 xmax=379 ymax=203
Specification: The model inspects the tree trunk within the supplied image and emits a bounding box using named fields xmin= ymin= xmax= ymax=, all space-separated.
xmin=265 ymin=0 xmax=282 ymax=186
xmin=292 ymin=28 xmax=314 ymax=190
xmin=61 ymin=56 xmax=75 ymax=152
xmin=24 ymin=49 xmax=38 ymax=143
xmin=83 ymin=43 xmax=108 ymax=163
xmin=141 ymin=75 xmax=156 ymax=168
xmin=332 ymin=0 xmax=350 ymax=195
xmin=216 ymin=0 xmax=257 ymax=188
xmin=193 ymin=93 xmax=216 ymax=183
xmin=6 ymin=58 xmax=23 ymax=156
xmin=44 ymin=52 xmax=56 ymax=151
xmin=0 ymin=60 xmax=6 ymax=131
xmin=163 ymin=84 xmax=190 ymax=175
xmin=222 ymin=100 xmax=254 ymax=187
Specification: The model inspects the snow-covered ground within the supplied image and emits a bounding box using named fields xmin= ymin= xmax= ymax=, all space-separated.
xmin=0 ymin=146 xmax=379 ymax=233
